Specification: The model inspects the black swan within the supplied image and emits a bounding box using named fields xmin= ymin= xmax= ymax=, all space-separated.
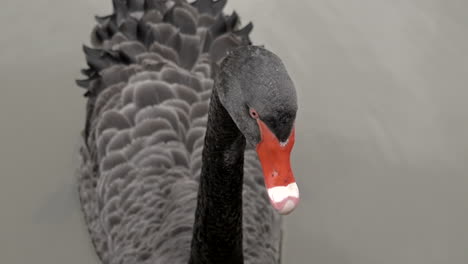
xmin=77 ymin=0 xmax=299 ymax=263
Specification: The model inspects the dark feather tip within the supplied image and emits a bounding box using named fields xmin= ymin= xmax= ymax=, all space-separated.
xmin=83 ymin=45 xmax=103 ymax=57
xmin=192 ymin=0 xmax=225 ymax=15
xmin=81 ymin=68 xmax=95 ymax=76
xmin=95 ymin=15 xmax=112 ymax=24
xmin=225 ymin=11 xmax=239 ymax=30
xmin=236 ymin=22 xmax=253 ymax=36
xmin=212 ymin=0 xmax=227 ymax=14
xmin=76 ymin=78 xmax=91 ymax=88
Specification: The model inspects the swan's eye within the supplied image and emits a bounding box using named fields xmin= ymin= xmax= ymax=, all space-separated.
xmin=249 ymin=108 xmax=259 ymax=119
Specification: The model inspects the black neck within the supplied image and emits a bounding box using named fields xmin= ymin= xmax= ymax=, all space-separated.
xmin=189 ymin=89 xmax=246 ymax=264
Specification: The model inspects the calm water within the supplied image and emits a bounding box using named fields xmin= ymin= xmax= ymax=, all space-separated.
xmin=1 ymin=0 xmax=467 ymax=263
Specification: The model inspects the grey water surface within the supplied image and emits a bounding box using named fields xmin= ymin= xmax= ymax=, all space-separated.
xmin=0 ymin=0 xmax=467 ymax=263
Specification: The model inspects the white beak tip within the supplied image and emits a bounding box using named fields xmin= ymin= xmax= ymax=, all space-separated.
xmin=267 ymin=183 xmax=300 ymax=215
xmin=276 ymin=198 xmax=299 ymax=215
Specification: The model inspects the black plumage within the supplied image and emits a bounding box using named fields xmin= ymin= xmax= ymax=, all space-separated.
xmin=77 ymin=1 xmax=289 ymax=264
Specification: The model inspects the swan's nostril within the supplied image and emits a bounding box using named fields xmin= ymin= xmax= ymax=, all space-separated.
xmin=271 ymin=170 xmax=278 ymax=178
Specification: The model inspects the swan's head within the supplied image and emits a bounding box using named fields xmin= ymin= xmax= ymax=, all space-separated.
xmin=216 ymin=46 xmax=299 ymax=215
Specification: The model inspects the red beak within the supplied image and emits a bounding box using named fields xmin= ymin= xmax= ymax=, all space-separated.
xmin=255 ymin=119 xmax=299 ymax=215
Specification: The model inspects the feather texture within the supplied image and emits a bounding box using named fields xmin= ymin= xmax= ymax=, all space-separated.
xmin=77 ymin=0 xmax=282 ymax=263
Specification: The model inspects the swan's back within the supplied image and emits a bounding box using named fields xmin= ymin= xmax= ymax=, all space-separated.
xmin=77 ymin=1 xmax=282 ymax=263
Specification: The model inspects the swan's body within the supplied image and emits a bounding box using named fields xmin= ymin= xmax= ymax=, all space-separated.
xmin=77 ymin=1 xmax=298 ymax=263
